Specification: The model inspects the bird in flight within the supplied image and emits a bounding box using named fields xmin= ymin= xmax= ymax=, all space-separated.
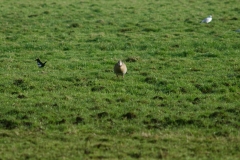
xmin=35 ymin=58 xmax=47 ymax=68
xmin=201 ymin=15 xmax=212 ymax=23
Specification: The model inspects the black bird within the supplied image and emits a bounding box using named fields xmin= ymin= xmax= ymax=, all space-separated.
xmin=35 ymin=58 xmax=47 ymax=68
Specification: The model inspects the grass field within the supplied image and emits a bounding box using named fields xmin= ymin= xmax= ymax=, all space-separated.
xmin=0 ymin=0 xmax=240 ymax=159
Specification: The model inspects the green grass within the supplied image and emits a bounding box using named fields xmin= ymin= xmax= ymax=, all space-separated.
xmin=0 ymin=0 xmax=240 ymax=159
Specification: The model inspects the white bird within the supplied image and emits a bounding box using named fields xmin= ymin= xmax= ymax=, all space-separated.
xmin=201 ymin=15 xmax=212 ymax=23
xmin=114 ymin=60 xmax=127 ymax=78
